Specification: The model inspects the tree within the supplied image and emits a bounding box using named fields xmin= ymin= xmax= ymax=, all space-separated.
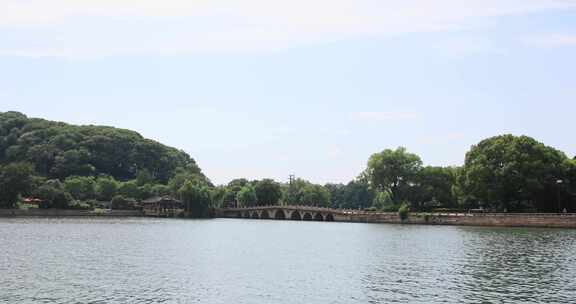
xmin=300 ymin=184 xmax=331 ymax=207
xmin=566 ymin=159 xmax=576 ymax=211
xmin=135 ymin=169 xmax=154 ymax=186
xmin=283 ymin=178 xmax=310 ymax=205
xmin=460 ymin=135 xmax=569 ymax=212
xmin=111 ymin=195 xmax=137 ymax=210
xmin=138 ymin=183 xmax=155 ymax=201
xmin=372 ymin=190 xmax=395 ymax=211
xmin=568 ymin=159 xmax=576 ymax=194
xmin=210 ymin=186 xmax=229 ymax=208
xmin=64 ymin=176 xmax=96 ymax=201
xmin=168 ymin=168 xmax=209 ymax=195
xmin=179 ymin=181 xmax=211 ymax=217
xmin=151 ymin=184 xmax=171 ymax=197
xmin=0 ymin=162 xmax=35 ymax=208
xmin=117 ymin=181 xmax=141 ymax=200
xmin=0 ymin=111 xmax=209 ymax=184
xmin=95 ymin=176 xmax=118 ymax=201
xmin=341 ymin=181 xmax=374 ymax=209
xmin=236 ymin=185 xmax=257 ymax=207
xmin=365 ymin=147 xmax=423 ymax=203
xmin=254 ymin=179 xmax=282 ymax=206
xmin=33 ymin=179 xmax=73 ymax=209
xmin=50 ymin=149 xmax=96 ymax=179
xmin=406 ymin=166 xmax=457 ymax=211
xmin=223 ymin=178 xmax=250 ymax=206
xmin=325 ymin=183 xmax=346 ymax=208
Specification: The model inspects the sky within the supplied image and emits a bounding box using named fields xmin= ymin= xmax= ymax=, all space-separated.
xmin=1 ymin=0 xmax=576 ymax=185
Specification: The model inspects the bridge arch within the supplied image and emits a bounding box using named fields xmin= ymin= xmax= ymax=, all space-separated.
xmin=251 ymin=211 xmax=259 ymax=219
xmin=303 ymin=212 xmax=313 ymax=221
xmin=261 ymin=210 xmax=270 ymax=219
xmin=243 ymin=211 xmax=251 ymax=218
xmin=325 ymin=213 xmax=334 ymax=222
xmin=290 ymin=210 xmax=302 ymax=220
xmin=274 ymin=209 xmax=286 ymax=220
xmin=314 ymin=213 xmax=324 ymax=221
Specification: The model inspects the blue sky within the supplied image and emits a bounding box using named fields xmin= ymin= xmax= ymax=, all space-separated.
xmin=1 ymin=0 xmax=575 ymax=185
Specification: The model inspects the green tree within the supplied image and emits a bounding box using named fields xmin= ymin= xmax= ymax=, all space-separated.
xmin=34 ymin=180 xmax=73 ymax=209
xmin=300 ymin=184 xmax=331 ymax=207
xmin=138 ymin=183 xmax=155 ymax=200
xmin=283 ymin=178 xmax=310 ymax=205
xmin=50 ymin=149 xmax=96 ymax=179
xmin=341 ymin=181 xmax=374 ymax=209
xmin=210 ymin=186 xmax=229 ymax=208
xmin=64 ymin=176 xmax=96 ymax=201
xmin=222 ymin=178 xmax=250 ymax=206
xmin=365 ymin=147 xmax=423 ymax=203
xmin=0 ymin=162 xmax=35 ymax=208
xmin=0 ymin=111 xmax=209 ymax=184
xmin=236 ymin=185 xmax=257 ymax=207
xmin=325 ymin=183 xmax=346 ymax=208
xmin=461 ymin=135 xmax=569 ymax=212
xmin=111 ymin=195 xmax=137 ymax=210
xmin=117 ymin=181 xmax=141 ymax=200
xmin=168 ymin=168 xmax=209 ymax=195
xmin=135 ymin=169 xmax=154 ymax=186
xmin=151 ymin=184 xmax=171 ymax=197
xmin=254 ymin=179 xmax=282 ymax=206
xmin=406 ymin=166 xmax=457 ymax=211
xmin=372 ymin=190 xmax=395 ymax=211
xmin=95 ymin=176 xmax=118 ymax=201
xmin=179 ymin=181 xmax=212 ymax=217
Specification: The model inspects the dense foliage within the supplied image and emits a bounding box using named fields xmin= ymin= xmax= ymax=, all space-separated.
xmin=0 ymin=111 xmax=205 ymax=182
xmin=0 ymin=111 xmax=210 ymax=210
xmin=458 ymin=135 xmax=573 ymax=212
xmin=364 ymin=135 xmax=576 ymax=213
xmin=0 ymin=162 xmax=35 ymax=208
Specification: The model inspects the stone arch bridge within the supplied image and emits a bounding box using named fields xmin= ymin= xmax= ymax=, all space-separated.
xmin=214 ymin=206 xmax=576 ymax=228
xmin=215 ymin=205 xmax=382 ymax=222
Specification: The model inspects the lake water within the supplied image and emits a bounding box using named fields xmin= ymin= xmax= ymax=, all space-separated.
xmin=1 ymin=218 xmax=575 ymax=304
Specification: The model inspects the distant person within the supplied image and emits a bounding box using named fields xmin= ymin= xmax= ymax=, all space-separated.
xmin=562 ymin=208 xmax=567 ymax=214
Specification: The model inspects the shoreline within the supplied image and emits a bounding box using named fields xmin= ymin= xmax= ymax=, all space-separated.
xmin=2 ymin=209 xmax=575 ymax=229
xmin=0 ymin=209 xmax=143 ymax=217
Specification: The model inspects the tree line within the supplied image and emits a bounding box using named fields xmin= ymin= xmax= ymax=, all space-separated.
xmin=1 ymin=111 xmax=575 ymax=214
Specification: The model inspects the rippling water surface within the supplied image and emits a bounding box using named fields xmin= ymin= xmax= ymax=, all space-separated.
xmin=1 ymin=217 xmax=575 ymax=303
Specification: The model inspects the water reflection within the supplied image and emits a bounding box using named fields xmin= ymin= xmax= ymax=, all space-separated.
xmin=361 ymin=226 xmax=576 ymax=304
xmin=455 ymin=228 xmax=576 ymax=304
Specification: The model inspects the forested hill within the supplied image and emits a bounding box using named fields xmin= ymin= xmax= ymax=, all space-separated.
xmin=0 ymin=111 xmax=207 ymax=183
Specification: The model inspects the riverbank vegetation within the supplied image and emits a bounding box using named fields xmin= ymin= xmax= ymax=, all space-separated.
xmin=1 ymin=111 xmax=575 ymax=214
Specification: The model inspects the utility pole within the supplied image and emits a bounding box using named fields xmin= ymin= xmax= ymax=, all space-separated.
xmin=556 ymin=179 xmax=563 ymax=213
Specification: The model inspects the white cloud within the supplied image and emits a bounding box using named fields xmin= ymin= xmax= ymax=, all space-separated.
xmin=522 ymin=34 xmax=576 ymax=47
xmin=349 ymin=111 xmax=418 ymax=122
xmin=1 ymin=0 xmax=575 ymax=57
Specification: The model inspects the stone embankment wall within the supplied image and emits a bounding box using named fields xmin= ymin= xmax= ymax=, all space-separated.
xmin=0 ymin=209 xmax=143 ymax=217
xmin=335 ymin=212 xmax=576 ymax=228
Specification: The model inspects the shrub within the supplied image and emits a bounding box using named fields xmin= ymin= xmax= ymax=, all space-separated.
xmin=398 ymin=203 xmax=410 ymax=221
xmin=111 ymin=195 xmax=138 ymax=210
xmin=67 ymin=201 xmax=92 ymax=210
